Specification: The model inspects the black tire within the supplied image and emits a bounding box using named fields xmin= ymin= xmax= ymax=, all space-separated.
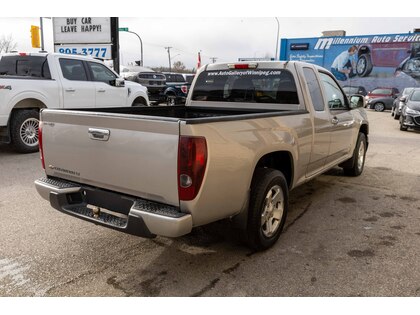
xmin=10 ymin=109 xmax=40 ymax=153
xmin=246 ymin=168 xmax=289 ymax=251
xmin=394 ymin=113 xmax=400 ymax=120
xmin=374 ymin=102 xmax=385 ymax=112
xmin=132 ymin=98 xmax=147 ymax=106
xmin=356 ymin=54 xmax=373 ymax=77
xmin=400 ymin=116 xmax=408 ymax=131
xmin=343 ymin=132 xmax=367 ymax=177
xmin=166 ymin=94 xmax=176 ymax=106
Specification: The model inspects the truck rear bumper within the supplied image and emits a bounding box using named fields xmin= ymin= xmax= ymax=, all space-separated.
xmin=35 ymin=177 xmax=192 ymax=238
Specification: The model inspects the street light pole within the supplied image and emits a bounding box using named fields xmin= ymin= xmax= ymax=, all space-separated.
xmin=275 ymin=17 xmax=280 ymax=60
xmin=119 ymin=28 xmax=144 ymax=66
xmin=127 ymin=31 xmax=143 ymax=66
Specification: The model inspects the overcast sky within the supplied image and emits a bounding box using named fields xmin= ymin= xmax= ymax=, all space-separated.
xmin=1 ymin=16 xmax=420 ymax=69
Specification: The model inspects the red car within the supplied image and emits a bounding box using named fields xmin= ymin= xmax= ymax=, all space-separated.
xmin=356 ymin=42 xmax=411 ymax=77
xmin=365 ymin=87 xmax=399 ymax=102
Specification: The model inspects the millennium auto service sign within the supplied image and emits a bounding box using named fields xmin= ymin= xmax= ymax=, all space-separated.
xmin=53 ymin=17 xmax=112 ymax=59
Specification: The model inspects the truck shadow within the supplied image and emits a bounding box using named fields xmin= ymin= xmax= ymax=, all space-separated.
xmin=48 ymin=165 xmax=420 ymax=296
xmin=93 ymin=169 xmax=350 ymax=296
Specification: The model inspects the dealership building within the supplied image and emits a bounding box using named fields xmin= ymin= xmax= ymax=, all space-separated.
xmin=279 ymin=31 xmax=420 ymax=91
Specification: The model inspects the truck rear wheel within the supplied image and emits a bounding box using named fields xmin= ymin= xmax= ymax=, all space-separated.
xmin=342 ymin=132 xmax=366 ymax=176
xmin=246 ymin=168 xmax=289 ymax=251
xmin=11 ymin=109 xmax=40 ymax=153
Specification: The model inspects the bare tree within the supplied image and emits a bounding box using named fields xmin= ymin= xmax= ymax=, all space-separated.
xmin=173 ymin=61 xmax=186 ymax=72
xmin=0 ymin=34 xmax=17 ymax=54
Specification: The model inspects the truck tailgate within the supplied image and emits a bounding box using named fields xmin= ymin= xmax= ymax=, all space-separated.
xmin=40 ymin=109 xmax=180 ymax=206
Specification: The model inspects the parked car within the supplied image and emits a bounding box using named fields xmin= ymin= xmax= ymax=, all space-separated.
xmin=366 ymin=96 xmax=395 ymax=112
xmin=35 ymin=61 xmax=368 ymax=251
xmin=399 ymin=88 xmax=420 ymax=131
xmin=182 ymin=73 xmax=195 ymax=84
xmin=123 ymin=66 xmax=167 ymax=104
xmin=0 ymin=53 xmax=149 ymax=153
xmin=356 ymin=42 xmax=411 ymax=77
xmin=163 ymin=72 xmax=190 ymax=105
xmin=342 ymin=85 xmax=367 ymax=97
xmin=366 ymin=87 xmax=399 ymax=100
xmin=391 ymin=87 xmax=415 ymax=119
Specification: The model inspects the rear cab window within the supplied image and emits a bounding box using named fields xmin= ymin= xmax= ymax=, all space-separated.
xmin=191 ymin=69 xmax=299 ymax=107
xmin=0 ymin=55 xmax=51 ymax=79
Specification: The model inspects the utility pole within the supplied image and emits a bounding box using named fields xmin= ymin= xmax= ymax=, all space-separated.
xmin=165 ymin=47 xmax=172 ymax=72
xmin=210 ymin=57 xmax=218 ymax=63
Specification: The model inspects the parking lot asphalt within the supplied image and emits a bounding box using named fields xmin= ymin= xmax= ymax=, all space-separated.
xmin=0 ymin=110 xmax=419 ymax=297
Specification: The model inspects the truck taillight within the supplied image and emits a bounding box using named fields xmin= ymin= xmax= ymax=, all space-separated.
xmin=181 ymin=85 xmax=188 ymax=94
xmin=178 ymin=136 xmax=207 ymax=201
xmin=38 ymin=121 xmax=45 ymax=169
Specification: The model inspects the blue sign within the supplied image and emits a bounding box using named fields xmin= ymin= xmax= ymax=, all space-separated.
xmin=280 ymin=32 xmax=420 ymax=92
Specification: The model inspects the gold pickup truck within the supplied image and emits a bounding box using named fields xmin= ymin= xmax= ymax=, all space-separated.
xmin=35 ymin=61 xmax=368 ymax=250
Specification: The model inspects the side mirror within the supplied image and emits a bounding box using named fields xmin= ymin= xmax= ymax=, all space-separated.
xmin=400 ymin=96 xmax=407 ymax=102
xmin=349 ymin=94 xmax=365 ymax=109
xmin=110 ymin=77 xmax=125 ymax=87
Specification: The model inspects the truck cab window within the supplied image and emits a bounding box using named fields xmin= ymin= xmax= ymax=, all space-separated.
xmin=88 ymin=62 xmax=117 ymax=84
xmin=319 ymin=72 xmax=347 ymax=110
xmin=0 ymin=56 xmax=51 ymax=78
xmin=303 ymin=67 xmax=325 ymax=111
xmin=59 ymin=59 xmax=88 ymax=81
xmin=192 ymin=69 xmax=299 ymax=105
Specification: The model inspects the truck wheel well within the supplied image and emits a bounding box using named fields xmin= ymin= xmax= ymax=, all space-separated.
xmin=254 ymin=151 xmax=293 ymax=189
xmin=360 ymin=124 xmax=369 ymax=148
xmin=358 ymin=46 xmax=370 ymax=57
xmin=13 ymin=98 xmax=46 ymax=110
xmin=132 ymin=97 xmax=147 ymax=106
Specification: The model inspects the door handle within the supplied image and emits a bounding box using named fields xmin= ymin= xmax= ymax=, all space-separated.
xmin=65 ymin=88 xmax=75 ymax=92
xmin=331 ymin=117 xmax=339 ymax=125
xmin=97 ymin=89 xmax=106 ymax=93
xmin=88 ymin=128 xmax=110 ymax=141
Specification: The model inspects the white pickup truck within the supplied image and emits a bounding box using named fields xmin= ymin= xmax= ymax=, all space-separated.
xmin=0 ymin=53 xmax=149 ymax=153
xmin=35 ymin=61 xmax=368 ymax=250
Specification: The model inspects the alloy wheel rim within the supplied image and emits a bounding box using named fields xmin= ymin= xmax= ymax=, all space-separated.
xmin=357 ymin=141 xmax=365 ymax=171
xmin=261 ymin=185 xmax=284 ymax=238
xmin=20 ymin=118 xmax=39 ymax=146
xmin=357 ymin=59 xmax=366 ymax=74
xmin=376 ymin=104 xmax=384 ymax=111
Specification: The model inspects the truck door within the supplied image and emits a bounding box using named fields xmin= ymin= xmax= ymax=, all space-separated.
xmin=318 ymin=71 xmax=355 ymax=164
xmin=59 ymin=58 xmax=96 ymax=108
xmin=86 ymin=61 xmax=128 ymax=107
xmin=301 ymin=67 xmax=332 ymax=177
